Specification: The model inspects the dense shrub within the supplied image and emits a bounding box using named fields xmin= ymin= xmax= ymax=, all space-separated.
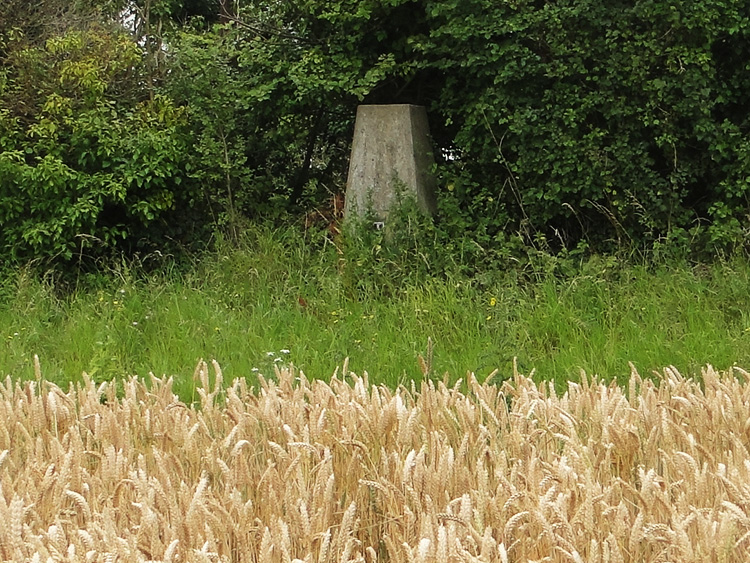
xmin=422 ymin=0 xmax=750 ymax=254
xmin=171 ymin=0 xmax=750 ymax=257
xmin=3 ymin=0 xmax=750 ymax=268
xmin=0 ymin=25 xmax=206 ymax=266
xmin=163 ymin=1 xmax=427 ymax=231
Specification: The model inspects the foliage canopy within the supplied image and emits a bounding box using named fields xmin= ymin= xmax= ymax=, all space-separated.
xmin=2 ymin=0 xmax=750 ymax=268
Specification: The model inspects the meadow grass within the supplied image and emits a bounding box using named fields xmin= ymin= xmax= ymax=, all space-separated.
xmin=2 ymin=224 xmax=750 ymax=399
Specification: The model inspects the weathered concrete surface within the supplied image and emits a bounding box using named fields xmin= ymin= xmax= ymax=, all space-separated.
xmin=344 ymin=104 xmax=437 ymax=222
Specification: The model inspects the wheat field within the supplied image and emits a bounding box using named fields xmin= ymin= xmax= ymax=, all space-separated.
xmin=2 ymin=359 xmax=750 ymax=562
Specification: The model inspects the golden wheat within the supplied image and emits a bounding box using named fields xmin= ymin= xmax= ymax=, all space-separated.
xmin=2 ymin=361 xmax=750 ymax=561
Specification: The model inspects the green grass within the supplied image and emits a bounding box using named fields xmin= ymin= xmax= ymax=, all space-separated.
xmin=3 ymin=225 xmax=750 ymax=400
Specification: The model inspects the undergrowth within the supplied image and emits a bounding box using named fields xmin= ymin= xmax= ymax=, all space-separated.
xmin=2 ymin=220 xmax=750 ymax=401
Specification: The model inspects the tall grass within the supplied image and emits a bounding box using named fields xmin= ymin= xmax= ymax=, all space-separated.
xmin=2 ymin=225 xmax=750 ymax=398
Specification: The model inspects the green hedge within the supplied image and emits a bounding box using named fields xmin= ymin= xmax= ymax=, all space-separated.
xmin=0 ymin=26 xmax=205 ymax=265
xmin=166 ymin=0 xmax=750 ymax=256
xmin=422 ymin=0 xmax=750 ymax=254
xmin=2 ymin=1 xmax=750 ymax=267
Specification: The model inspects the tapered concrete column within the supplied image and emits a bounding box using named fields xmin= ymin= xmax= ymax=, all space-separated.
xmin=344 ymin=104 xmax=437 ymax=223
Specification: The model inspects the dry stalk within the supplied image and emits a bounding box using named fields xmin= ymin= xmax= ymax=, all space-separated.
xmin=1 ymin=364 xmax=750 ymax=561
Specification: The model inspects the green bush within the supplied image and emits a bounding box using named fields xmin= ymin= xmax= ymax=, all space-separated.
xmin=422 ymin=0 xmax=750 ymax=255
xmin=169 ymin=0 xmax=750 ymax=257
xmin=163 ymin=2 xmax=420 ymax=232
xmin=5 ymin=0 xmax=750 ymax=269
xmin=0 ymin=26 xmax=206 ymax=266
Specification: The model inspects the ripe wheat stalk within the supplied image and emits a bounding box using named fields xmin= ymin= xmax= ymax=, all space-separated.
xmin=1 ymin=360 xmax=750 ymax=561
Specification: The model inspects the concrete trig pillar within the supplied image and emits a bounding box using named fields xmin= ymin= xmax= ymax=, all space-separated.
xmin=344 ymin=104 xmax=437 ymax=225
